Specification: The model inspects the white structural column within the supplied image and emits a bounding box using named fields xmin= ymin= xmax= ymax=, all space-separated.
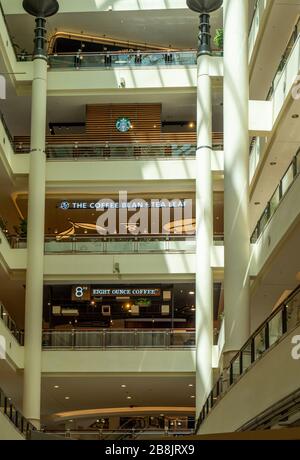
xmin=23 ymin=57 xmax=48 ymax=427
xmin=223 ymin=0 xmax=250 ymax=357
xmin=196 ymin=54 xmax=213 ymax=416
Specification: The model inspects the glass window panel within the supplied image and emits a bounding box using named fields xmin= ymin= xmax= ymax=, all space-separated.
xmin=286 ymin=291 xmax=300 ymax=332
xmin=231 ymin=356 xmax=240 ymax=384
xmin=241 ymin=341 xmax=252 ymax=373
xmin=254 ymin=328 xmax=267 ymax=360
xmin=269 ymin=186 xmax=280 ymax=216
xmin=269 ymin=310 xmax=283 ymax=346
xmin=281 ymin=163 xmax=294 ymax=196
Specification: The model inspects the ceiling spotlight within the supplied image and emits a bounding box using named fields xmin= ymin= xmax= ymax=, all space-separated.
xmin=54 ymin=385 xmax=60 ymax=389
xmin=189 ymin=384 xmax=194 ymax=387
xmin=65 ymin=396 xmax=70 ymax=400
xmin=189 ymin=291 xmax=195 ymax=295
xmin=121 ymin=384 xmax=127 ymax=388
xmin=190 ymin=395 xmax=195 ymax=399
xmin=126 ymin=396 xmax=132 ymax=400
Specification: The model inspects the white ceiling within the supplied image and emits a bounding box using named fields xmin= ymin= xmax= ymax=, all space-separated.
xmin=0 ymin=359 xmax=195 ymax=428
xmin=5 ymin=8 xmax=223 ymax=54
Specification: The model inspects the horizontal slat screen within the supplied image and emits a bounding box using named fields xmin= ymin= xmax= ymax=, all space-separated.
xmin=14 ymin=104 xmax=223 ymax=147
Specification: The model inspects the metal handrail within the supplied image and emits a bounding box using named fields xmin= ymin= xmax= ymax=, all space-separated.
xmin=44 ymin=428 xmax=195 ymax=440
xmin=0 ymin=387 xmax=36 ymax=439
xmin=196 ymin=283 xmax=300 ymax=431
xmin=42 ymin=329 xmax=196 ymax=350
xmin=251 ymin=147 xmax=300 ymax=243
xmin=0 ymin=303 xmax=24 ymax=345
xmin=266 ymin=16 xmax=300 ymax=101
xmin=47 ymin=50 xmax=198 ymax=69
xmin=0 ymin=112 xmax=14 ymax=147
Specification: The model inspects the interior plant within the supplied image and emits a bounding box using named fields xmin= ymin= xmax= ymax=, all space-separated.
xmin=213 ymin=28 xmax=224 ymax=50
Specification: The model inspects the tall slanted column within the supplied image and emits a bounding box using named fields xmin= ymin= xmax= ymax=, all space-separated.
xmin=22 ymin=0 xmax=59 ymax=428
xmin=223 ymin=0 xmax=250 ymax=360
xmin=187 ymin=0 xmax=223 ymax=417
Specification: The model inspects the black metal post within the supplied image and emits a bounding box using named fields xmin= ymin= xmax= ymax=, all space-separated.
xmin=33 ymin=17 xmax=47 ymax=60
xmin=198 ymin=13 xmax=212 ymax=56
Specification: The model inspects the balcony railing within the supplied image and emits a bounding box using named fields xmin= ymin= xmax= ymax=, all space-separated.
xmin=251 ymin=147 xmax=300 ymax=243
xmin=47 ymin=51 xmax=199 ymax=70
xmin=43 ymin=428 xmax=195 ymax=440
xmin=266 ymin=16 xmax=300 ymax=101
xmin=43 ymin=235 xmax=196 ymax=254
xmin=42 ymin=329 xmax=195 ymax=350
xmin=196 ymin=284 xmax=300 ymax=431
xmin=14 ymin=137 xmax=224 ymax=159
xmin=0 ymin=388 xmax=36 ymax=439
xmin=0 ymin=303 xmax=24 ymax=345
xmin=6 ymin=234 xmax=225 ymax=252
xmin=15 ymin=143 xmax=198 ymax=159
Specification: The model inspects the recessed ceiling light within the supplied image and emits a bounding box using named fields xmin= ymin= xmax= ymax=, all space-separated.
xmin=190 ymin=395 xmax=195 ymax=399
xmin=65 ymin=396 xmax=70 ymax=400
xmin=121 ymin=385 xmax=127 ymax=388
xmin=126 ymin=396 xmax=132 ymax=400
xmin=69 ymin=420 xmax=73 ymax=422
xmin=54 ymin=385 xmax=60 ymax=389
xmin=189 ymin=291 xmax=195 ymax=295
xmin=96 ymin=419 xmax=100 ymax=423
xmin=189 ymin=384 xmax=194 ymax=387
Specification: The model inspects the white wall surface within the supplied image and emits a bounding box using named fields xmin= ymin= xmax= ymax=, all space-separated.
xmin=42 ymin=349 xmax=195 ymax=373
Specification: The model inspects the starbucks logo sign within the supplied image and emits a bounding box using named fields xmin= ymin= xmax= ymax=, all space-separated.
xmin=116 ymin=117 xmax=132 ymax=133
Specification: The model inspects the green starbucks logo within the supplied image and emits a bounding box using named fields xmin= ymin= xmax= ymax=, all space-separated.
xmin=116 ymin=117 xmax=132 ymax=133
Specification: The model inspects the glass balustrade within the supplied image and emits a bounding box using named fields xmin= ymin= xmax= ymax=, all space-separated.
xmin=47 ymin=51 xmax=198 ymax=70
xmin=266 ymin=17 xmax=300 ymax=101
xmin=5 ymin=233 xmax=225 ymax=253
xmin=44 ymin=236 xmax=196 ymax=254
xmin=197 ymin=283 xmax=300 ymax=430
xmin=42 ymin=329 xmax=195 ymax=349
xmin=251 ymin=148 xmax=300 ymax=243
xmin=14 ymin=141 xmax=224 ymax=159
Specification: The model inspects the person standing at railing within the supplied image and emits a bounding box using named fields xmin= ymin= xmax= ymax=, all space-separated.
xmin=165 ymin=50 xmax=173 ymax=64
xmin=135 ymin=50 xmax=142 ymax=65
